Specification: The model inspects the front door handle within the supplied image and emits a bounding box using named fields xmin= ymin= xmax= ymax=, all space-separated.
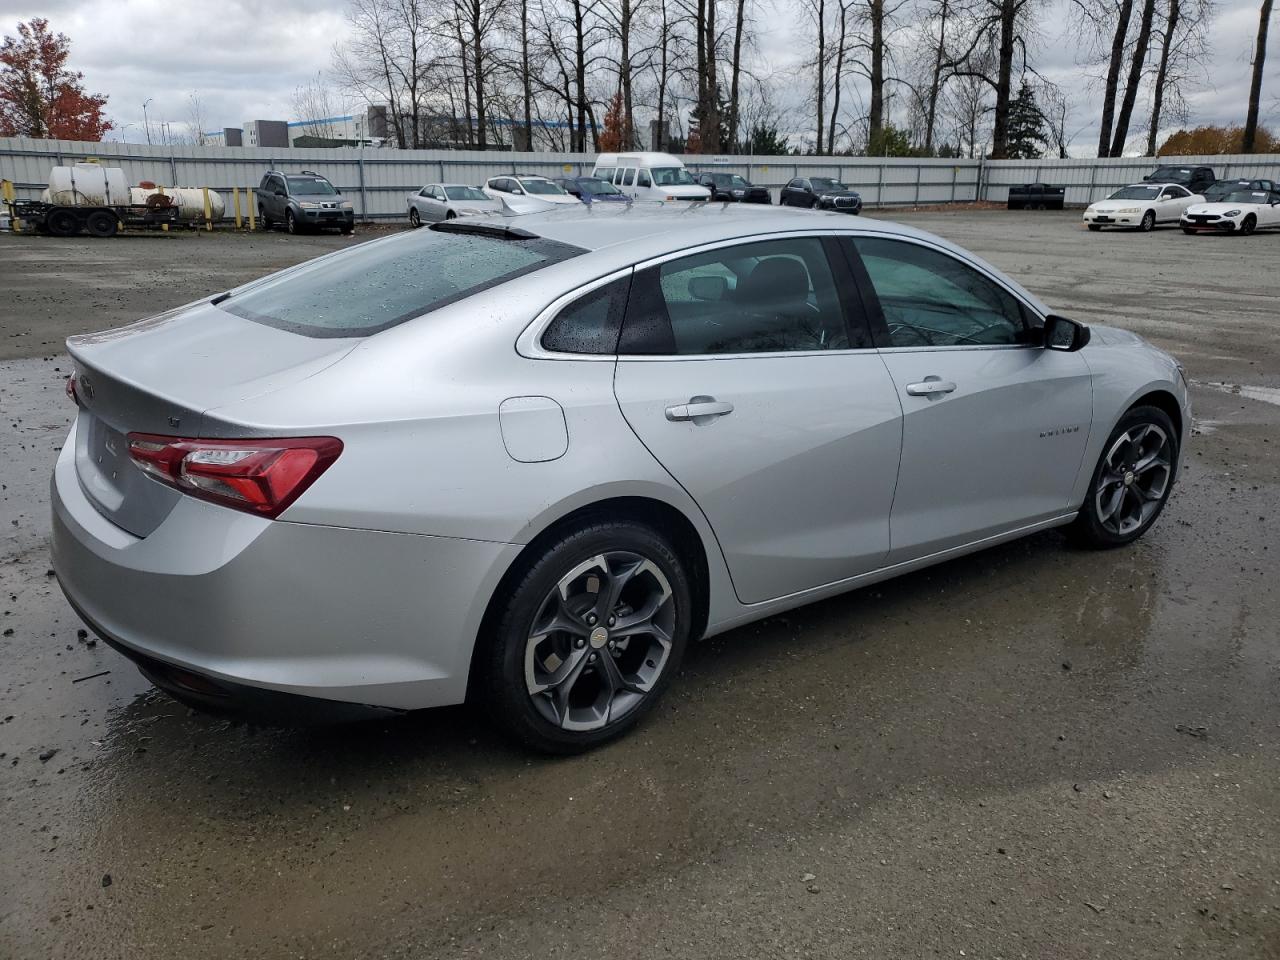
xmin=905 ymin=379 xmax=957 ymax=397
xmin=665 ymin=396 xmax=734 ymax=422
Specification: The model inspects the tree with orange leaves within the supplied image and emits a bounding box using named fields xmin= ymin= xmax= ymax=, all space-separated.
xmin=0 ymin=18 xmax=111 ymax=140
xmin=598 ymin=92 xmax=627 ymax=152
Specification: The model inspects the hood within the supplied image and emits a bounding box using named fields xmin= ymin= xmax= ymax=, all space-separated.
xmin=819 ymin=189 xmax=861 ymax=199
xmin=1082 ymin=323 xmax=1144 ymax=347
xmin=659 ymin=185 xmax=712 ymax=200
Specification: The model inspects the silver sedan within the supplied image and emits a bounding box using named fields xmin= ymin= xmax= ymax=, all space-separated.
xmin=406 ymin=183 xmax=501 ymax=226
xmin=52 ymin=205 xmax=1190 ymax=752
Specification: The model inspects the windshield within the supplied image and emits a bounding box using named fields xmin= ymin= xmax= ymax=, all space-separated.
xmin=1204 ymin=181 xmax=1252 ymax=200
xmin=1107 ymin=185 xmax=1162 ymax=200
xmin=1150 ymin=167 xmax=1192 ymax=183
xmin=218 ymin=230 xmax=581 ymax=337
xmin=651 ymin=166 xmax=695 ymax=186
xmin=445 ymin=186 xmax=488 ymax=201
xmin=1224 ymin=190 xmax=1270 ymax=204
xmin=811 ymin=178 xmax=849 ymax=192
xmin=579 ymin=179 xmax=621 ymax=195
xmin=287 ymin=177 xmax=337 ymax=196
xmin=521 ymin=179 xmax=567 ymax=195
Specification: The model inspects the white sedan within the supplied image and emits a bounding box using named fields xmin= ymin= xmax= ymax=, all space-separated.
xmin=407 ymin=184 xmax=501 ymax=226
xmin=1181 ymin=187 xmax=1280 ymax=235
xmin=1083 ymin=183 xmax=1202 ymax=232
xmin=482 ymin=175 xmax=582 ymax=211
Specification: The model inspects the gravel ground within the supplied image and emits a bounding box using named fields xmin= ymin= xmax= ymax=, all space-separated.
xmin=1 ymin=211 xmax=1278 ymax=960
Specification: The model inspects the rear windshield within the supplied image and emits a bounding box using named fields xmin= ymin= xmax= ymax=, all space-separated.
xmin=445 ymin=185 xmax=488 ymax=201
xmin=218 ymin=229 xmax=581 ymax=337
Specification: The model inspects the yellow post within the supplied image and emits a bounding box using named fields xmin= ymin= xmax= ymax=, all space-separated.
xmin=232 ymin=187 xmax=243 ymax=230
xmin=1 ymin=179 xmax=20 ymax=233
xmin=202 ymin=187 xmax=213 ymax=232
xmin=247 ymin=189 xmax=256 ymax=231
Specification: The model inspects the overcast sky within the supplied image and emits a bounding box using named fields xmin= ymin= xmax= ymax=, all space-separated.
xmin=1 ymin=0 xmax=1275 ymax=155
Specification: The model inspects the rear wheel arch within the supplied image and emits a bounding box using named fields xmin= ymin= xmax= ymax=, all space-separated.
xmin=468 ymin=496 xmax=711 ymax=697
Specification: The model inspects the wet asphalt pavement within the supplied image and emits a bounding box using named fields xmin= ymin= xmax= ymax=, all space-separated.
xmin=1 ymin=214 xmax=1278 ymax=959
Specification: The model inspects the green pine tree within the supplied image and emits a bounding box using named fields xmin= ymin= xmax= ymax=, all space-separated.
xmin=1005 ymin=81 xmax=1048 ymax=160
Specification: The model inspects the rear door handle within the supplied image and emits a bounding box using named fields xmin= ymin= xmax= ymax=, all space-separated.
xmin=905 ymin=379 xmax=957 ymax=397
xmin=665 ymin=397 xmax=735 ymax=422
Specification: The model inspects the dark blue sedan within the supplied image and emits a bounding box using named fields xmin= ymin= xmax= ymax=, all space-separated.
xmin=552 ymin=176 xmax=632 ymax=204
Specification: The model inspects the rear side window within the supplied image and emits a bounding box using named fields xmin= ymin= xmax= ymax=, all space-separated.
xmin=620 ymin=237 xmax=849 ymax=355
xmin=623 ymin=168 xmax=636 ymax=186
xmin=220 ymin=230 xmax=581 ymax=338
xmin=541 ymin=276 xmax=631 ymax=354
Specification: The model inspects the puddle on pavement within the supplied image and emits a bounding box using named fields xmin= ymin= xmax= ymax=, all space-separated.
xmin=1191 ymin=379 xmax=1280 ymax=408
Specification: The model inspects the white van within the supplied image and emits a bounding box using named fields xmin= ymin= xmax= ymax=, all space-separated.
xmin=591 ymin=152 xmax=711 ymax=202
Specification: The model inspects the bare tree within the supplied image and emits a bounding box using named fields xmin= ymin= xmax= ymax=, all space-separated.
xmin=1109 ymin=0 xmax=1158 ymax=155
xmin=291 ymin=73 xmax=346 ymax=139
xmin=1243 ymin=0 xmax=1274 ymax=151
xmin=185 ymin=91 xmax=209 ymax=145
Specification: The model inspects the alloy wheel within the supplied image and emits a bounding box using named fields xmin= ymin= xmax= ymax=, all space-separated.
xmin=1094 ymin=423 xmax=1172 ymax=536
xmin=1141 ymin=211 xmax=1155 ymax=231
xmin=524 ymin=551 xmax=675 ymax=732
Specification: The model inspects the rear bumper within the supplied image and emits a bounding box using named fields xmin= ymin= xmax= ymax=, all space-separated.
xmin=51 ymin=424 xmax=519 ymax=713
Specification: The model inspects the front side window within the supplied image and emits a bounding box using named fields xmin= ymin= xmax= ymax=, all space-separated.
xmin=219 ymin=230 xmax=581 ymax=338
xmin=852 ymin=237 xmax=1029 ymax=348
xmin=621 ymin=237 xmax=849 ymax=355
xmin=637 ymin=170 xmax=652 ymax=187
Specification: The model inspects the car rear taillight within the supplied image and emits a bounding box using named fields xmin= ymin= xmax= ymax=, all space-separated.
xmin=126 ymin=434 xmax=342 ymax=519
xmin=66 ymin=373 xmax=78 ymax=405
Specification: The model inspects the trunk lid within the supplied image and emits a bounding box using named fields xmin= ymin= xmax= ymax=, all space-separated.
xmin=68 ymin=301 xmax=356 ymax=537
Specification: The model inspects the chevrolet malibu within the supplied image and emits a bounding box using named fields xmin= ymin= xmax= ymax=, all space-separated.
xmin=52 ymin=205 xmax=1189 ymax=752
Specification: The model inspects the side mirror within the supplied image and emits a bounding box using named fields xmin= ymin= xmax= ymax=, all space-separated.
xmin=1043 ymin=314 xmax=1090 ymax=352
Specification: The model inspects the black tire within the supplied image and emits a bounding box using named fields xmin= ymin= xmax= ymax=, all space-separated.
xmin=408 ymin=208 xmax=421 ymax=228
xmin=1241 ymin=214 xmax=1256 ymax=236
xmin=1181 ymin=226 xmax=1197 ymax=235
xmin=258 ymin=205 xmax=272 ymax=229
xmin=445 ymin=210 xmax=457 ymax=220
xmin=479 ymin=521 xmax=693 ymax=754
xmin=1087 ymin=224 xmax=1102 ymax=232
xmin=46 ymin=208 xmax=78 ymax=237
xmin=340 ymin=223 xmax=354 ymax=235
xmin=1068 ymin=405 xmax=1178 ymax=549
xmin=1139 ymin=210 xmax=1156 ymax=232
xmin=286 ymin=210 xmax=300 ymax=234
xmin=85 ymin=210 xmax=118 ymax=238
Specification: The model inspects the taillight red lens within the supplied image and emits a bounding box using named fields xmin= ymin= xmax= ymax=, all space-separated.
xmin=66 ymin=374 xmax=78 ymax=405
xmin=126 ymin=434 xmax=343 ymax=519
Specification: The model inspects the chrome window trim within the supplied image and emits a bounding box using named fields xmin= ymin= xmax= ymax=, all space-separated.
xmin=518 ymin=228 xmax=1048 ymax=362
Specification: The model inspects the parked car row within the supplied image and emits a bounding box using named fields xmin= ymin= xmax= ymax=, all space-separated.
xmin=1083 ymin=173 xmax=1280 ymax=235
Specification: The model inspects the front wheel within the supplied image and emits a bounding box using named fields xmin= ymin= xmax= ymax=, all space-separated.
xmin=1240 ymin=214 xmax=1257 ymax=236
xmin=480 ymin=521 xmax=692 ymax=753
xmin=1139 ymin=210 xmax=1156 ymax=232
xmin=1087 ymin=224 xmax=1102 ymax=232
xmin=1181 ymin=226 xmax=1196 ymax=235
xmin=285 ymin=210 xmax=299 ymax=235
xmin=1068 ymin=405 xmax=1178 ymax=548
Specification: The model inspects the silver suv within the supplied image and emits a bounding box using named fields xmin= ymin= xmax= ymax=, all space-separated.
xmin=256 ymin=170 xmax=354 ymax=234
